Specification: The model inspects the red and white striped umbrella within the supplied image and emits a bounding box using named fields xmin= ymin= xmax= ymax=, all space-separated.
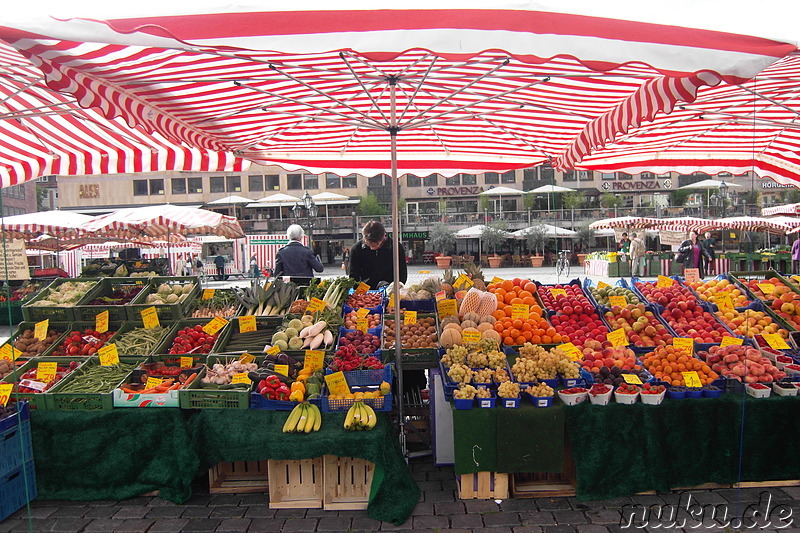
xmin=650 ymin=217 xmax=717 ymax=233
xmin=714 ymin=216 xmax=791 ymax=234
xmin=762 ymin=204 xmax=800 ymax=216
xmin=588 ymin=217 xmax=659 ymax=230
xmin=0 ymin=210 xmax=93 ymax=240
xmin=79 ymin=205 xmax=245 ymax=240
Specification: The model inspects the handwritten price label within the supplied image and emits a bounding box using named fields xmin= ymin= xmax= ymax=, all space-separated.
xmin=355 ymin=282 xmax=370 ymax=295
xmin=597 ymin=281 xmax=611 ymax=289
xmin=180 ymin=357 xmax=194 ymax=369
xmin=684 ymin=268 xmax=700 ymax=283
xmin=557 ymin=342 xmax=583 ymax=361
xmin=0 ymin=383 xmax=12 ymax=407
xmin=0 ymin=344 xmax=22 ymax=362
xmin=606 ymin=328 xmax=629 ymax=348
xmin=763 ymin=333 xmax=790 ymax=350
xmin=404 ymin=310 xmax=417 ymax=325
xmin=550 ymin=288 xmax=567 ymax=298
xmin=202 ymin=289 xmax=215 ymax=300
xmin=716 ymin=294 xmax=734 ymax=311
xmin=304 ymin=350 xmax=325 ymax=372
xmin=325 ymin=371 xmax=350 ymax=396
xmin=306 ymin=298 xmax=326 ymax=313
xmin=419 ymin=270 xmax=430 ymax=274
xmin=203 ymin=316 xmax=228 ymax=335
xmin=462 ymin=330 xmax=482 ymax=344
xmin=239 ymin=315 xmax=257 ymax=333
xmin=720 ymin=336 xmax=744 ymax=347
xmin=435 ymin=291 xmax=446 ymax=302
xmin=266 ymin=345 xmax=281 ymax=356
xmin=34 ymin=319 xmax=49 ymax=341
xmin=238 ymin=353 xmax=255 ymax=364
xmin=356 ymin=318 xmax=369 ymax=333
xmin=491 ymin=277 xmax=504 ymax=285
xmin=673 ymin=337 xmax=694 ymax=354
xmin=145 ymin=377 xmax=163 ymax=390
xmin=231 ymin=372 xmax=251 ymax=384
xmin=141 ymin=307 xmax=160 ymax=329
xmin=657 ymin=275 xmax=674 ymax=288
xmin=437 ymin=299 xmax=457 ymax=317
xmin=98 ymin=343 xmax=119 ymax=366
xmin=455 ymin=273 xmax=474 ymax=289
xmin=37 ymin=362 xmax=57 ymax=382
xmin=623 ymin=373 xmax=643 ymax=385
xmin=356 ymin=307 xmax=370 ymax=318
xmin=682 ymin=371 xmax=702 ymax=388
xmin=758 ymin=282 xmax=776 ymax=295
xmin=608 ymin=295 xmax=627 ymax=307
xmin=511 ymin=304 xmax=529 ymax=320
xmin=96 ymin=310 xmax=109 ymax=334
xmin=274 ymin=364 xmax=289 ymax=377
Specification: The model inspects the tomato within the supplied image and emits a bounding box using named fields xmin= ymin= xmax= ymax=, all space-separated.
xmin=194 ymin=325 xmax=204 ymax=332
xmin=68 ymin=345 xmax=79 ymax=355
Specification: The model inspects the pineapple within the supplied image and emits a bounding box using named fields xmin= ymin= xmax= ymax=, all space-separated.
xmin=462 ymin=261 xmax=486 ymax=291
xmin=441 ymin=268 xmax=456 ymax=298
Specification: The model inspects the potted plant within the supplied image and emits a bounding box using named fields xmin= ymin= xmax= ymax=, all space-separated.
xmin=574 ymin=224 xmax=595 ymax=266
xmin=429 ymin=223 xmax=457 ymax=268
xmin=481 ymin=221 xmax=509 ymax=268
xmin=525 ymin=223 xmax=548 ymax=267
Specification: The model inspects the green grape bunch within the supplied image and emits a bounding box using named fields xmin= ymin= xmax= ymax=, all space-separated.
xmin=447 ymin=363 xmax=473 ymax=384
xmin=472 ymin=368 xmax=493 ymax=384
xmin=497 ymin=381 xmax=521 ymax=398
xmin=454 ymin=384 xmax=478 ymax=399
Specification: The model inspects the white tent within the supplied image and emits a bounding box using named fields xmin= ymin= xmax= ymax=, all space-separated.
xmin=512 ymin=225 xmax=576 ymax=238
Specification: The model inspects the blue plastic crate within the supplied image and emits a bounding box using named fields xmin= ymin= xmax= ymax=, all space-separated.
xmin=319 ymin=390 xmax=392 ymax=412
xmin=0 ymin=402 xmax=32 ymax=479
xmin=498 ymin=396 xmax=521 ymax=408
xmin=249 ymin=393 xmax=322 ymax=411
xmin=398 ymin=299 xmax=436 ymax=312
xmin=453 ymin=398 xmax=474 ymax=410
xmin=334 ymin=363 xmax=392 ymax=387
xmin=477 ymin=394 xmax=496 ymax=408
xmin=336 ymin=326 xmax=383 ymax=357
xmin=528 ymin=395 xmax=554 ymax=408
xmin=0 ymin=461 xmax=37 ymax=522
xmin=0 ymin=401 xmax=29 ymax=434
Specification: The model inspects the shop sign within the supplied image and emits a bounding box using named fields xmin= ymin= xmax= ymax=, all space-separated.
xmin=659 ymin=230 xmax=686 ymax=246
xmin=427 ymin=186 xmax=485 ymax=196
xmin=0 ymin=239 xmax=30 ymax=280
xmin=79 ymin=184 xmax=100 ymax=199
xmin=249 ymin=239 xmax=290 ymax=245
xmin=761 ymin=181 xmax=793 ymax=189
xmin=386 ymin=231 xmax=430 ymax=240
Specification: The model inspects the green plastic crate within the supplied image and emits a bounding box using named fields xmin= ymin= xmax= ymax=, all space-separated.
xmin=0 ymin=302 xmax=24 ymax=327
xmin=45 ymin=357 xmax=141 ymax=411
xmin=0 ymin=357 xmax=87 ymax=409
xmin=152 ymin=318 xmax=227 ymax=356
xmin=381 ymin=312 xmax=438 ymax=368
xmin=0 ymin=321 xmax=72 ymax=360
xmin=72 ymin=278 xmax=150 ymax=323
xmin=178 ymin=355 xmax=262 ymax=409
xmin=110 ymin=321 xmax=176 ymax=358
xmin=21 ymin=278 xmax=100 ymax=323
xmin=213 ymin=316 xmax=283 ymax=356
xmin=647 ymin=259 xmax=662 ymax=276
xmin=126 ymin=276 xmax=200 ymax=322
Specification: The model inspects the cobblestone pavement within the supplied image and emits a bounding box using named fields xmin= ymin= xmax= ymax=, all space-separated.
xmin=4 ymin=456 xmax=800 ymax=532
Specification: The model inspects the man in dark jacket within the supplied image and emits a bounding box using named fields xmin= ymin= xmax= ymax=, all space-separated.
xmin=274 ymin=224 xmax=324 ymax=279
xmin=348 ymin=221 xmax=408 ymax=289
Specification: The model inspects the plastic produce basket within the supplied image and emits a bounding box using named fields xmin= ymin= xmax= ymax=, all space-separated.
xmin=127 ymin=276 xmax=200 ymax=322
xmin=152 ymin=318 xmax=228 ymax=356
xmin=0 ymin=357 xmax=86 ymax=409
xmin=0 ymin=461 xmax=37 ymax=522
xmin=381 ymin=312 xmax=438 ymax=365
xmin=0 ymin=402 xmax=32 ymax=479
xmin=177 ymin=355 xmax=261 ymax=409
xmin=72 ymin=277 xmax=150 ymax=322
xmin=0 ymin=321 xmax=71 ymax=360
xmin=214 ymin=316 xmax=283 ymax=356
xmin=22 ymin=278 xmax=100 ymax=323
xmin=45 ymin=357 xmax=141 ymax=411
xmin=319 ymin=387 xmax=393 ymax=413
xmin=109 ymin=321 xmax=176 ymax=357
xmin=337 ymin=363 xmax=393 ymax=387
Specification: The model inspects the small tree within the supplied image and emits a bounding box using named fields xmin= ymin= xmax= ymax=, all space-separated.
xmin=429 ymin=222 xmax=457 ymax=256
xmin=481 ymin=220 xmax=509 ymax=255
xmin=525 ymin=222 xmax=548 ymax=256
xmin=357 ymin=193 xmax=387 ymax=216
xmin=478 ymin=195 xmax=491 ymax=217
xmin=438 ymin=197 xmax=447 ymax=216
xmin=574 ymin=224 xmax=596 ymax=254
xmin=562 ymin=191 xmax=586 ymax=226
xmin=600 ymin=192 xmax=623 ymax=209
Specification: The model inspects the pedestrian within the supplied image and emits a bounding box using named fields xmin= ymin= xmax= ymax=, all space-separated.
xmin=348 ymin=221 xmax=408 ymax=289
xmin=214 ymin=253 xmax=226 ymax=281
xmin=274 ymin=224 xmax=324 ymax=279
xmin=792 ymin=238 xmax=800 ymax=275
xmin=676 ymin=230 xmax=712 ymax=278
xmin=183 ymin=255 xmax=192 ymax=277
xmin=617 ymin=231 xmax=631 ymax=271
xmin=702 ymin=231 xmax=717 ymax=275
xmin=629 ymin=232 xmax=646 ymax=277
xmin=342 ymin=247 xmax=350 ymax=272
xmin=193 ymin=255 xmax=204 ymax=277
xmin=249 ymin=254 xmax=259 ymax=278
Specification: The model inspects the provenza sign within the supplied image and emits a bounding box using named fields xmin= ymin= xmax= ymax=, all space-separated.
xmin=427 ymin=186 xmax=484 ymax=196
xmin=602 ymin=179 xmax=672 ymax=191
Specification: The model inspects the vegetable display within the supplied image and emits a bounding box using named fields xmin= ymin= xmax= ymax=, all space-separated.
xmin=52 ymin=329 xmax=116 ymax=357
xmin=27 ymin=281 xmax=96 ymax=307
xmin=14 ymin=361 xmax=82 ymax=393
xmin=234 ymin=278 xmax=299 ymax=316
xmin=10 ymin=328 xmax=64 ymax=358
xmin=84 ymin=284 xmax=145 ymax=306
xmin=166 ymin=325 xmax=219 ymax=355
xmin=114 ymin=326 xmax=170 ymax=356
xmin=56 ymin=362 xmax=137 ymax=394
xmin=191 ymin=290 xmax=238 ymax=318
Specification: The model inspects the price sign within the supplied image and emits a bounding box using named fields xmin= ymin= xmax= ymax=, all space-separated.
xmin=180 ymin=357 xmax=194 ymax=368
xmin=274 ymin=364 xmax=289 ymax=377
xmin=355 ymin=282 xmax=370 ymax=295
xmin=657 ymin=275 xmax=674 ymax=288
xmin=682 ymin=371 xmax=702 ymax=388
xmin=37 ymin=362 xmax=57 ymax=382
xmin=623 ymin=373 xmax=643 ymax=385
xmin=419 ymin=270 xmax=431 ymax=274
xmin=673 ymin=337 xmax=694 ymax=354
xmin=266 ymin=345 xmax=281 ymax=356
xmin=325 ymin=371 xmax=351 ymax=396
xmin=550 ymin=288 xmax=567 ymax=298
xmin=356 ymin=318 xmax=369 ymax=333
xmin=608 ymin=295 xmax=627 ymax=307
xmin=437 ymin=299 xmax=457 ymax=317
xmin=0 ymin=344 xmax=22 ymax=362
xmin=606 ymin=328 xmax=629 ymax=348
xmin=98 ymin=343 xmax=119 ymax=366
xmin=462 ymin=329 xmax=482 ymax=344
xmin=491 ymin=277 xmax=504 ymax=285
xmin=145 ymin=377 xmax=163 ymax=390
xmin=388 ymin=292 xmax=396 ymax=310
xmin=0 ymin=383 xmax=12 ymax=407
xmin=141 ymin=307 xmax=160 ymax=329
xmin=239 ymin=315 xmax=257 ymax=333
xmin=511 ymin=304 xmax=529 ymax=319
xmin=435 ymin=291 xmax=446 ymax=302
xmin=403 ymin=310 xmax=417 ymax=325
xmin=238 ymin=353 xmax=255 ymax=364
xmin=356 ymin=307 xmax=370 ymax=318
xmin=306 ymin=297 xmax=326 ymax=313
xmin=557 ymin=342 xmax=583 ymax=361
xmin=34 ymin=319 xmax=49 ymax=341
xmin=720 ymin=336 xmax=744 ymax=347
xmin=304 ymin=350 xmax=325 ymax=372
xmin=455 ymin=273 xmax=474 ymax=289
xmin=597 ymin=281 xmax=611 ymax=289
xmin=684 ymin=268 xmax=700 ymax=283
xmin=763 ymin=333 xmax=790 ymax=350
xmin=758 ymin=282 xmax=776 ymax=295
xmin=203 ymin=316 xmax=228 ymax=335
xmin=96 ymin=310 xmax=109 ymax=334
xmin=202 ymin=288 xmax=215 ymax=300
xmin=716 ymin=294 xmax=734 ymax=311
xmin=231 ymin=372 xmax=251 ymax=385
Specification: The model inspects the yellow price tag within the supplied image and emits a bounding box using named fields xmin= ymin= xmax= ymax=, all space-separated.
xmin=37 ymin=362 xmax=58 ymax=382
xmin=96 ymin=310 xmax=109 ymax=334
xmin=34 ymin=319 xmax=49 ymax=342
xmin=180 ymin=357 xmax=194 ymax=368
xmin=419 ymin=270 xmax=431 ymax=274
xmin=557 ymin=342 xmax=583 ymax=361
xmin=684 ymin=268 xmax=700 ymax=283
xmin=720 ymin=336 xmax=744 ymax=347
xmin=404 ymin=311 xmax=417 ymax=325
xmin=673 ymin=337 xmax=694 ymax=354
xmin=597 ymin=281 xmax=611 ymax=289
xmin=98 ymin=343 xmax=119 ymax=366
xmin=145 ymin=377 xmax=163 ymax=390
xmin=202 ymin=288 xmax=215 ymax=300
xmin=239 ymin=315 xmax=257 ymax=333
xmin=238 ymin=353 xmax=255 ymax=364
xmin=657 ymin=275 xmax=674 ymax=288
xmin=274 ymin=364 xmax=289 ymax=377
xmin=511 ymin=304 xmax=529 ymax=319
xmin=202 ymin=316 xmax=228 ymax=335
xmin=491 ymin=277 xmax=504 ymax=285
xmin=356 ymin=307 xmax=370 ymax=318
xmin=762 ymin=333 xmax=790 ymax=350
xmin=716 ymin=294 xmax=734 ymax=311
xmin=0 ymin=344 xmax=22 ymax=362
xmin=550 ymin=288 xmax=567 ymax=298
xmin=355 ymin=282 xmax=370 ymax=295
xmin=437 ymin=299 xmax=457 ymax=317
xmin=682 ymin=371 xmax=702 ymax=388
xmin=388 ymin=292 xmax=396 ymax=309
xmin=462 ymin=330 xmax=481 ymax=344
xmin=304 ymin=350 xmax=325 ymax=372
xmin=455 ymin=273 xmax=474 ymax=289
xmin=608 ymin=295 xmax=628 ymax=307
xmin=231 ymin=372 xmax=251 ymax=385
xmin=606 ymin=328 xmax=629 ymax=348
xmin=141 ymin=307 xmax=160 ymax=329
xmin=0 ymin=383 xmax=13 ymax=407
xmin=266 ymin=345 xmax=281 ymax=356
xmin=622 ymin=373 xmax=643 ymax=385
xmin=325 ymin=371 xmax=350 ymax=396
xmin=306 ymin=297 xmax=326 ymax=313
xmin=356 ymin=318 xmax=369 ymax=333
xmin=435 ymin=291 xmax=446 ymax=301
xmin=758 ymin=283 xmax=776 ymax=295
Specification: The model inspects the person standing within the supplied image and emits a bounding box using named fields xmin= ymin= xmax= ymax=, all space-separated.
xmin=702 ymin=231 xmax=717 ymax=275
xmin=183 ymin=255 xmax=193 ymax=277
xmin=617 ymin=231 xmax=631 ymax=272
xmin=677 ymin=230 xmax=712 ymax=278
xmin=342 ymin=247 xmax=350 ymax=272
xmin=249 ymin=254 xmax=259 ymax=278
xmin=193 ymin=255 xmax=204 ymax=277
xmin=214 ymin=254 xmax=226 ymax=281
xmin=792 ymin=237 xmax=800 ymax=275
xmin=274 ymin=224 xmax=324 ymax=279
xmin=629 ymin=232 xmax=646 ymax=277
xmin=348 ymin=221 xmax=408 ymax=289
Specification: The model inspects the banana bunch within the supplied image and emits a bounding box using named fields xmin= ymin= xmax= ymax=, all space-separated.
xmin=282 ymin=402 xmax=322 ymax=433
xmin=343 ymin=401 xmax=377 ymax=431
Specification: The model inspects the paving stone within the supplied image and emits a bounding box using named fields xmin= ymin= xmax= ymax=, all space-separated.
xmin=501 ymin=499 xmax=541 ymax=512
xmin=595 ymin=497 xmax=632 ymax=508
xmin=410 ymin=502 xmax=435 ymax=516
xmin=8 ymin=506 xmax=58 ymax=519
xmin=434 ymin=501 xmax=465 ymax=515
xmin=49 ymin=506 xmax=90 ymax=518
xmin=351 ymin=516 xmax=383 ymax=531
xmin=112 ymin=506 xmax=151 ymax=519
xmin=303 ymin=508 xmax=331 ymax=517
xmin=412 ymin=471 xmax=428 ymax=482
xmin=316 ymin=517 xmax=352 ymax=531
xmin=379 ymin=517 xmax=413 ymax=530
xmin=273 ymin=508 xmax=308 ymax=518
xmin=450 ymin=513 xmax=485 ymax=528
xmin=684 ymin=491 xmax=727 ymax=505
xmin=537 ymin=498 xmax=573 ymax=511
xmin=568 ymin=499 xmax=606 ymax=511
xmin=519 ymin=511 xmax=557 ymax=526
xmin=428 ymin=468 xmax=456 ymax=480
xmin=471 ymin=527 xmax=513 ymax=533
xmin=586 ymin=509 xmax=621 ymax=525
xmin=209 ymin=506 xmax=246 ymax=518
xmin=181 ymin=507 xmax=213 ymax=519
xmin=513 ymin=527 xmax=544 ymax=533
xmin=87 ymin=500 xmax=119 ymax=507
xmin=238 ymin=494 xmax=269 ymax=506
xmin=415 ymin=481 xmax=443 ymax=491
xmin=244 ymin=506 xmax=275 ymax=519
xmin=335 ymin=510 xmax=369 ymax=518
xmin=148 ymin=519 xmax=190 ymax=533
xmin=422 ymin=490 xmax=455 ymax=502
xmin=464 ymin=499 xmax=502 ymax=513
xmin=178 ymin=518 xmax=221 ymax=532
xmin=412 ymin=514 xmax=450 ymax=529
xmin=116 ymin=497 xmax=153 ymax=506
xmin=483 ymin=511 xmax=523 ymax=527
xmin=113 ymin=519 xmax=156 ymax=532
xmin=542 ymin=526 xmax=577 ymax=533
xmin=246 ymin=518 xmax=285 ymax=532
xmin=37 ymin=499 xmax=89 ymax=507
xmin=552 ymin=510 xmax=588 ymax=525
xmin=82 ymin=519 xmax=124 ymax=532
xmin=441 ymin=479 xmax=459 ymax=491
xmin=215 ymin=518 xmax=251 ymax=532
xmin=412 ymin=460 xmax=435 ymax=472
xmin=147 ymin=497 xmax=179 ymax=507
xmin=85 ymin=506 xmax=119 ymax=518
xmin=576 ymin=526 xmax=610 ymax=533
xmin=49 ymin=518 xmax=92 ymax=532
xmin=209 ymin=494 xmax=242 ymax=506
xmin=182 ymin=495 xmax=214 ymax=507
xmin=627 ymin=494 xmax=665 ymax=507
xmin=0 ymin=520 xmax=25 ymax=533
xmin=444 ymin=529 xmax=474 ymax=533
xmin=146 ymin=506 xmax=186 ymax=519
xmin=281 ymin=518 xmax=319 ymax=532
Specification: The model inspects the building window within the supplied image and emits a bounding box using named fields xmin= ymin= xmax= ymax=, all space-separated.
xmin=601 ymin=173 xmax=616 ymax=180
xmin=248 ymin=175 xmax=263 ymax=192
xmin=539 ymin=164 xmax=554 ymax=183
xmin=342 ymin=174 xmax=357 ymax=188
xmin=562 ymin=170 xmax=576 ymax=182
xmin=657 ymin=173 xmax=671 ymax=179
xmin=303 ymin=174 xmax=319 ymax=189
xmin=171 ymin=178 xmax=186 ymax=194
xmin=265 ymin=175 xmax=280 ymax=191
xmin=406 ymin=175 xmax=421 ymax=187
xmin=226 ymin=176 xmax=241 ymax=192
xmin=287 ymin=174 xmax=302 ymax=190
xmin=640 ymin=172 xmax=655 ymax=179
xmin=188 ymin=178 xmax=203 ymax=194
xmin=578 ymin=171 xmax=593 ymax=181
xmin=149 ymin=179 xmax=164 ymax=195
xmin=501 ymin=171 xmax=516 ymax=184
xmin=423 ymin=174 xmax=438 ymax=187
xmin=484 ymin=172 xmax=499 ymax=184
xmin=461 ymin=174 xmax=477 ymax=185
xmin=326 ymin=173 xmax=341 ymax=189
xmin=210 ymin=177 xmax=225 ymax=193
xmin=133 ymin=180 xmax=149 ymax=196
xmin=445 ymin=175 xmax=460 ymax=186
xmin=618 ymin=172 xmax=633 ymax=180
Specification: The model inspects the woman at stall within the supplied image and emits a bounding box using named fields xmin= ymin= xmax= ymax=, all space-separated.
xmin=677 ymin=230 xmax=712 ymax=278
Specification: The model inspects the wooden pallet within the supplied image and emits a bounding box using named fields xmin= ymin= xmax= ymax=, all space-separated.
xmin=457 ymin=471 xmax=510 ymax=500
xmin=267 ymin=458 xmax=323 ymax=509
xmin=208 ymin=460 xmax=269 ymax=494
xmin=323 ymin=456 xmax=375 ymax=510
xmin=512 ymin=472 xmax=576 ymax=498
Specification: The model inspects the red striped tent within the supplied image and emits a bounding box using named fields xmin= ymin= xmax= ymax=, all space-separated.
xmin=762 ymin=204 xmax=800 ymax=216
xmin=0 ymin=210 xmax=93 ymax=240
xmin=588 ymin=217 xmax=659 ymax=230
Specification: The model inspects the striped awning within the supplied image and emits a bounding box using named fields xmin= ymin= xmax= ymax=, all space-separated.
xmin=0 ymin=5 xmax=794 ymax=178
xmin=762 ymin=204 xmax=800 ymax=216
xmin=79 ymin=205 xmax=245 ymax=240
xmin=649 ymin=217 xmax=718 ymax=233
xmin=0 ymin=210 xmax=93 ymax=239
xmin=588 ymin=217 xmax=659 ymax=230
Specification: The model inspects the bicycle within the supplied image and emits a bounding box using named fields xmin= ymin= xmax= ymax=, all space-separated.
xmin=556 ymin=249 xmax=571 ymax=277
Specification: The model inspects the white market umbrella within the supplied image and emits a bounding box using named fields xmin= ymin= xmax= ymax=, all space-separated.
xmin=247 ymin=193 xmax=301 ymax=220
xmin=455 ymin=224 xmax=512 ymax=258
xmin=207 ymin=195 xmax=254 ymax=205
xmin=311 ymin=192 xmax=358 ymax=220
xmin=0 ymin=210 xmax=93 ymax=240
xmin=512 ymin=225 xmax=576 ymax=238
xmin=478 ymin=186 xmax=524 ymax=218
xmin=530 ymin=184 xmax=576 ymax=213
xmin=679 ymin=179 xmax=743 ymax=190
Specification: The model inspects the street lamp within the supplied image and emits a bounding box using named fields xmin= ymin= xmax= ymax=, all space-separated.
xmin=293 ymin=191 xmax=319 ymax=252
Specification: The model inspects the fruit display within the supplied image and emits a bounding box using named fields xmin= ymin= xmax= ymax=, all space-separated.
xmin=697 ymin=344 xmax=786 ymax=383
xmin=512 ymin=342 xmax=580 ymax=381
xmin=537 ymin=283 xmax=610 ymax=347
xmin=684 ymin=278 xmax=751 ymax=308
xmin=345 ymin=292 xmax=383 ymax=309
xmin=27 ymin=280 xmax=97 ymax=307
xmin=615 ymin=382 xmax=640 ymax=395
xmin=344 ymin=310 xmax=381 ymax=329
xmin=767 ymin=290 xmax=800 ymax=330
xmin=640 ymin=383 xmax=666 ymax=396
xmin=526 ymin=382 xmax=555 ymax=397
xmin=330 ymin=345 xmax=384 ymax=371
xmin=114 ymin=326 xmax=170 ymax=356
xmin=447 ymin=363 xmax=473 ymax=384
xmin=200 ymin=359 xmax=258 ymax=386
xmin=84 ymin=284 xmax=145 ymax=306
xmin=579 ymin=344 xmax=649 ymax=385
xmin=336 ymin=330 xmax=380 ymax=355
xmin=8 ymin=328 xmax=65 ymax=358
xmin=714 ymin=308 xmax=786 ymax=338
xmin=497 ymin=381 xmax=521 ymax=398
xmin=589 ymin=383 xmax=612 ymax=396
xmin=738 ymin=276 xmax=796 ymax=302
xmin=51 ymin=328 xmax=116 ymax=356
xmin=342 ymin=401 xmax=377 ymax=431
xmin=384 ymin=315 xmax=438 ymax=349
xmin=166 ymin=325 xmax=220 ymax=355
xmin=603 ymin=303 xmax=674 ymax=347
xmin=270 ymin=317 xmax=336 ymax=352
xmin=283 ymin=402 xmax=324 ymax=433
xmin=387 ymin=277 xmax=441 ymax=310
xmin=587 ymin=285 xmax=642 ymax=307
xmin=190 ymin=290 xmax=238 ymax=318
xmin=12 ymin=361 xmax=81 ymax=394
xmin=1 ymin=282 xmax=41 ymax=302
xmin=641 ymin=345 xmax=719 ymax=386
xmin=454 ymin=384 xmax=478 ymax=399
xmin=439 ymin=311 xmax=502 ymax=347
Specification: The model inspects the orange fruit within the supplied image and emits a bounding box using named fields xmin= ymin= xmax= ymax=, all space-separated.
xmin=524 ymin=282 xmax=537 ymax=293
xmin=501 ymin=279 xmax=514 ymax=292
xmin=503 ymin=336 xmax=514 ymax=346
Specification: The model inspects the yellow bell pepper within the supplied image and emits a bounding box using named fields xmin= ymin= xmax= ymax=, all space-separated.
xmin=290 ymin=381 xmax=306 ymax=395
xmin=289 ymin=389 xmax=304 ymax=402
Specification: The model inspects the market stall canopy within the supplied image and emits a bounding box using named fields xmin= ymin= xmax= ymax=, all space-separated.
xmin=529 ymin=185 xmax=576 ymax=194
xmin=649 ymin=217 xmax=717 ymax=232
xmin=455 ymin=225 xmax=513 ymax=238
xmin=714 ymin=216 xmax=791 ymax=234
xmin=0 ymin=210 xmax=93 ymax=240
xmin=678 ymin=179 xmax=743 ymax=190
xmin=762 ymin=215 xmax=800 ymax=228
xmin=762 ymin=203 xmax=800 ymax=216
xmin=206 ymin=195 xmax=254 ymax=205
xmin=247 ymin=193 xmax=302 ymax=208
xmin=512 ymin=225 xmax=576 ymax=238
xmin=479 ymin=187 xmax=525 ymax=196
xmin=594 ymin=228 xmax=659 ymax=237
xmin=588 ymin=216 xmax=659 ymax=230
xmin=311 ymin=192 xmax=360 ymax=206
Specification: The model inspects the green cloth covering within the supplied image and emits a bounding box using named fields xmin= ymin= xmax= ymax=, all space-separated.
xmin=29 ymin=409 xmax=418 ymax=525
xmin=452 ymin=402 xmax=564 ymax=475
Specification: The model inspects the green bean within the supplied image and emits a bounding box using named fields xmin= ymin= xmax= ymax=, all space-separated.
xmin=56 ymin=362 xmax=136 ymax=394
xmin=115 ymin=326 xmax=168 ymax=355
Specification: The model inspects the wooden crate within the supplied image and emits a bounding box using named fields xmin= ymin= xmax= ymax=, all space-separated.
xmin=208 ymin=460 xmax=268 ymax=494
xmin=457 ymin=471 xmax=509 ymax=500
xmin=323 ymin=456 xmax=375 ymax=511
xmin=267 ymin=458 xmax=323 ymax=509
xmin=512 ymin=472 xmax=575 ymax=498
